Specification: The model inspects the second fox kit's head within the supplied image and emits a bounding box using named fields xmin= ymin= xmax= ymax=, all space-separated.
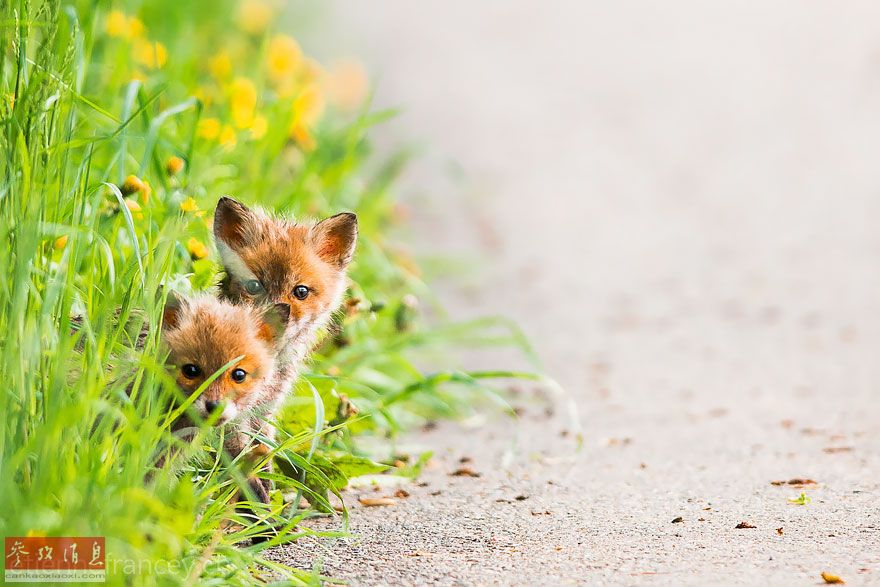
xmin=162 ymin=295 xmax=289 ymax=422
xmin=213 ymin=197 xmax=357 ymax=334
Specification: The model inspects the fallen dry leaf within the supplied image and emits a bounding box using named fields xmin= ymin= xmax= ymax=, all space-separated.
xmin=770 ymin=478 xmax=817 ymax=487
xmin=671 ymin=517 xmax=683 ymax=523
xmin=450 ymin=467 xmax=481 ymax=477
xmin=358 ymin=497 xmax=396 ymax=507
xmin=776 ymin=527 xmax=784 ymax=535
xmin=821 ymin=571 xmax=845 ymax=584
xmin=735 ymin=521 xmax=756 ymax=529
xmin=603 ymin=437 xmax=633 ymax=447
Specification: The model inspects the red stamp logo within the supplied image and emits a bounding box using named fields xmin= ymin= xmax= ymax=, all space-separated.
xmin=4 ymin=537 xmax=105 ymax=583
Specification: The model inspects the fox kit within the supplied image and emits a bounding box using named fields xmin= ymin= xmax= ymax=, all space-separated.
xmin=213 ymin=197 xmax=357 ymax=400
xmin=161 ymin=294 xmax=289 ymax=462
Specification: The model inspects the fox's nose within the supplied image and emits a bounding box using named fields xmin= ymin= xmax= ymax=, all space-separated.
xmin=204 ymin=400 xmax=220 ymax=414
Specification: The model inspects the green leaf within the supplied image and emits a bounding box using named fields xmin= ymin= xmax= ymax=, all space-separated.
xmin=326 ymin=452 xmax=389 ymax=478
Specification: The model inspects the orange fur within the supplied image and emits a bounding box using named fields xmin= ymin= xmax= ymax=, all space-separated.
xmin=213 ymin=197 xmax=357 ymax=404
xmin=162 ymin=295 xmax=288 ymax=420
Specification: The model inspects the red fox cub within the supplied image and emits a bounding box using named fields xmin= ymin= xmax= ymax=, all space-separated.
xmin=212 ymin=196 xmax=358 ymax=398
xmin=161 ymin=294 xmax=289 ymax=466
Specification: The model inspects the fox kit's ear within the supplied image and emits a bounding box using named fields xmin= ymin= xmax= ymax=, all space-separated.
xmin=258 ymin=303 xmax=290 ymax=345
xmin=214 ymin=196 xmax=255 ymax=250
xmin=162 ymin=292 xmax=183 ymax=330
xmin=312 ymin=212 xmax=357 ymax=269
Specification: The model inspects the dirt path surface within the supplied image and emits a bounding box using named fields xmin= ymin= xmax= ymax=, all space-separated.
xmin=272 ymin=2 xmax=880 ymax=584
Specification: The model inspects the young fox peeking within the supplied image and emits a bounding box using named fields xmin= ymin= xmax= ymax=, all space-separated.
xmin=161 ymin=294 xmax=289 ymax=458
xmin=213 ymin=196 xmax=358 ymax=401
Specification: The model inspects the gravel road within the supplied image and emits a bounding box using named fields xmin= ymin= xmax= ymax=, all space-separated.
xmin=271 ymin=2 xmax=880 ymax=584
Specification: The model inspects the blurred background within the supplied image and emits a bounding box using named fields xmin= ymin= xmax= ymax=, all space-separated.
xmin=275 ymin=5 xmax=880 ymax=581
xmin=308 ymin=1 xmax=880 ymax=408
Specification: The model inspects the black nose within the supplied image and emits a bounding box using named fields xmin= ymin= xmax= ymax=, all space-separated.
xmin=204 ymin=400 xmax=220 ymax=413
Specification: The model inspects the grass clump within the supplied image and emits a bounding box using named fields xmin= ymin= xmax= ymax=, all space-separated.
xmin=0 ymin=0 xmax=536 ymax=584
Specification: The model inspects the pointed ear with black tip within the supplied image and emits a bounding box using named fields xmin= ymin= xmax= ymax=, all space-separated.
xmin=162 ymin=292 xmax=183 ymax=331
xmin=312 ymin=212 xmax=358 ymax=269
xmin=213 ymin=196 xmax=256 ymax=251
xmin=257 ymin=303 xmax=290 ymax=346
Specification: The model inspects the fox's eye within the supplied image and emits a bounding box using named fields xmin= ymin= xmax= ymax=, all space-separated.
xmin=292 ymin=285 xmax=310 ymax=300
xmin=181 ymin=364 xmax=201 ymax=379
xmin=231 ymin=368 xmax=247 ymax=383
xmin=243 ymin=280 xmax=265 ymax=295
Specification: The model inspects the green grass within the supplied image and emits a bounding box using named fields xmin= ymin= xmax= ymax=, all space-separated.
xmin=0 ymin=0 xmax=540 ymax=584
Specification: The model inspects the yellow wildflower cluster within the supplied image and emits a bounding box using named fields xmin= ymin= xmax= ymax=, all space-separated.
xmin=133 ymin=40 xmax=168 ymax=69
xmin=105 ymin=10 xmax=144 ymax=40
xmin=188 ymin=3 xmax=371 ymax=153
xmin=105 ymin=9 xmax=166 ymax=70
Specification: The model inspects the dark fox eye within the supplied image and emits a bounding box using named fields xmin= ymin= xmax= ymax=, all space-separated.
xmin=231 ymin=368 xmax=247 ymax=383
xmin=243 ymin=280 xmax=265 ymax=295
xmin=292 ymin=285 xmax=310 ymax=300
xmin=181 ymin=364 xmax=201 ymax=379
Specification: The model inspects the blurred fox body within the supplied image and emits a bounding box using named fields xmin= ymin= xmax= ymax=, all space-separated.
xmin=161 ymin=294 xmax=289 ymax=457
xmin=212 ymin=197 xmax=358 ymax=407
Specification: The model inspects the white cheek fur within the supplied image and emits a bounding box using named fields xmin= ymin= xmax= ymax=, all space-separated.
xmin=220 ymin=402 xmax=239 ymax=422
xmin=217 ymin=240 xmax=258 ymax=283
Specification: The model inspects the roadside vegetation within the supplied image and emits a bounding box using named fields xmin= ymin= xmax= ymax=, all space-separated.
xmin=0 ymin=0 xmax=536 ymax=584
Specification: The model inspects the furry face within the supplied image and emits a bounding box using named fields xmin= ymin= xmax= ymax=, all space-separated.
xmin=161 ymin=295 xmax=289 ymax=422
xmin=213 ymin=197 xmax=357 ymax=345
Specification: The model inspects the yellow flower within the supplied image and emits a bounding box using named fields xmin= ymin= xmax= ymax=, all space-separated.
xmin=208 ymin=52 xmax=232 ymax=80
xmin=133 ymin=39 xmax=167 ymax=69
xmin=105 ymin=10 xmax=129 ymax=38
xmin=266 ymin=35 xmax=302 ymax=85
xmin=140 ymin=180 xmax=152 ymax=204
xmin=120 ymin=174 xmax=145 ymax=196
xmin=238 ymin=0 xmax=274 ymax=35
xmin=124 ymin=199 xmax=143 ymax=220
xmin=250 ymin=115 xmax=268 ymax=140
xmin=53 ymin=235 xmax=68 ymax=250
xmin=106 ymin=11 xmax=145 ymax=40
xmin=179 ymin=197 xmax=200 ymax=213
xmin=289 ymin=122 xmax=316 ymax=151
xmin=229 ymin=77 xmax=257 ymax=129
xmin=197 ymin=118 xmax=221 ymax=140
xmin=186 ymin=237 xmax=210 ymax=260
xmin=292 ymin=84 xmax=324 ymax=126
xmin=219 ymin=125 xmax=237 ymax=150
xmin=166 ymin=156 xmax=185 ymax=176
xmin=326 ymin=59 xmax=369 ymax=112
xmin=128 ymin=17 xmax=145 ymax=39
